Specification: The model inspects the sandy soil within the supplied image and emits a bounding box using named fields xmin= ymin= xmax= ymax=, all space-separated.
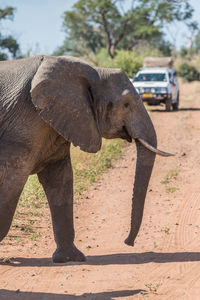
xmin=0 ymin=80 xmax=200 ymax=299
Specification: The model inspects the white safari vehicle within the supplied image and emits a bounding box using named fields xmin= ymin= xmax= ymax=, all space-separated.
xmin=132 ymin=57 xmax=179 ymax=111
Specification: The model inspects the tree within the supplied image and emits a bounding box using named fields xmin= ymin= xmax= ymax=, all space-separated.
xmin=57 ymin=0 xmax=196 ymax=58
xmin=194 ymin=30 xmax=200 ymax=53
xmin=0 ymin=6 xmax=20 ymax=60
xmin=179 ymin=46 xmax=188 ymax=58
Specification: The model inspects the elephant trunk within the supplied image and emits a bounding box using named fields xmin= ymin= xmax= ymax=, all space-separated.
xmin=125 ymin=131 xmax=156 ymax=246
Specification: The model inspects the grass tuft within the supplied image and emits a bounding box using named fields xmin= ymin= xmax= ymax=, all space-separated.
xmin=166 ymin=187 xmax=179 ymax=193
xmin=160 ymin=170 xmax=179 ymax=184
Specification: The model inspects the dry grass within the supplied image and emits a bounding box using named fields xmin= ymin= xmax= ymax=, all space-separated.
xmin=18 ymin=139 xmax=126 ymax=212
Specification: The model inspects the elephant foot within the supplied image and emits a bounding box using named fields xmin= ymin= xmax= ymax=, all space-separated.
xmin=52 ymin=244 xmax=86 ymax=263
xmin=124 ymin=236 xmax=135 ymax=246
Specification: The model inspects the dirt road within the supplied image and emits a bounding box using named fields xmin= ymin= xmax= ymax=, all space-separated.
xmin=0 ymin=80 xmax=200 ymax=299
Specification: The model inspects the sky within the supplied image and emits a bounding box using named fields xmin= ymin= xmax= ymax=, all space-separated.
xmin=2 ymin=0 xmax=77 ymax=55
xmin=1 ymin=0 xmax=200 ymax=56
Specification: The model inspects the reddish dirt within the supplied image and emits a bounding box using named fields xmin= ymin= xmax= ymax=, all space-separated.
xmin=0 ymin=80 xmax=200 ymax=299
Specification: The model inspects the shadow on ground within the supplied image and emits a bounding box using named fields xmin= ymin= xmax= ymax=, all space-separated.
xmin=1 ymin=251 xmax=200 ymax=267
xmin=0 ymin=289 xmax=144 ymax=300
xmin=149 ymin=107 xmax=200 ymax=112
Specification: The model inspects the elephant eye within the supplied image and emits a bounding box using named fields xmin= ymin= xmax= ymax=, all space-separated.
xmin=107 ymin=102 xmax=113 ymax=110
xmin=124 ymin=102 xmax=129 ymax=108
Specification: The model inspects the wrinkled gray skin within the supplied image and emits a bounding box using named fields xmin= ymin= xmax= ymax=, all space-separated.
xmin=0 ymin=55 xmax=156 ymax=263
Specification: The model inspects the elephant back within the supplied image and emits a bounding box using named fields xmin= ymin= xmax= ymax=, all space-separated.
xmin=0 ymin=56 xmax=44 ymax=107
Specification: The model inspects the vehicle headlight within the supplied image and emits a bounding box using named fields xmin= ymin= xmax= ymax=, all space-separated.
xmin=151 ymin=88 xmax=156 ymax=93
xmin=140 ymin=87 xmax=145 ymax=93
xmin=159 ymin=87 xmax=167 ymax=93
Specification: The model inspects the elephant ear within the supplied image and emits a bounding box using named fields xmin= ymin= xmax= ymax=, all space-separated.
xmin=31 ymin=56 xmax=101 ymax=153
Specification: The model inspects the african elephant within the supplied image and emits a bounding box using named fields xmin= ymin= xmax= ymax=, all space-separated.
xmin=0 ymin=55 xmax=173 ymax=263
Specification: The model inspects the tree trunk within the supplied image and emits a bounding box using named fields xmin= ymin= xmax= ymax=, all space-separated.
xmin=108 ymin=44 xmax=115 ymax=59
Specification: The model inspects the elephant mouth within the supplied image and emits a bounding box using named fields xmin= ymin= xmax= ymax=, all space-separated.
xmin=122 ymin=126 xmax=132 ymax=143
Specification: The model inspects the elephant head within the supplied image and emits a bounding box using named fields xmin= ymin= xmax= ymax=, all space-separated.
xmin=92 ymin=67 xmax=173 ymax=246
xmin=31 ymin=56 xmax=173 ymax=247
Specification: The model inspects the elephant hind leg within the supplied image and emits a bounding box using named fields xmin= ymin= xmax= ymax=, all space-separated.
xmin=0 ymin=203 xmax=19 ymax=242
xmin=0 ymin=162 xmax=28 ymax=242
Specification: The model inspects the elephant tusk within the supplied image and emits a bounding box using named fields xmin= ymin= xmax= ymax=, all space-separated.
xmin=137 ymin=138 xmax=175 ymax=157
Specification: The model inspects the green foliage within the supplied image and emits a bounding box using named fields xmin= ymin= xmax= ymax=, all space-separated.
xmin=0 ymin=6 xmax=20 ymax=60
xmin=160 ymin=170 xmax=179 ymax=184
xmin=144 ymin=282 xmax=161 ymax=294
xmin=94 ymin=49 xmax=142 ymax=77
xmin=20 ymin=175 xmax=46 ymax=209
xmin=29 ymin=232 xmax=40 ymax=241
xmin=58 ymin=0 xmax=194 ymax=58
xmin=178 ymin=62 xmax=199 ymax=82
xmin=162 ymin=227 xmax=170 ymax=234
xmin=160 ymin=169 xmax=179 ymax=194
xmin=93 ymin=46 xmax=162 ymax=78
xmin=180 ymin=47 xmax=188 ymax=58
xmin=0 ymin=7 xmax=15 ymax=20
xmin=166 ymin=187 xmax=179 ymax=193
xmin=59 ymin=0 xmax=107 ymax=56
xmin=111 ymin=51 xmax=142 ymax=78
xmin=0 ymin=35 xmax=19 ymax=58
xmin=193 ymin=30 xmax=200 ymax=54
xmin=191 ymin=55 xmax=200 ymax=73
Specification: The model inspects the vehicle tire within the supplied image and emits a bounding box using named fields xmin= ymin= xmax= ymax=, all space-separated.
xmin=172 ymin=92 xmax=179 ymax=111
xmin=165 ymin=98 xmax=171 ymax=111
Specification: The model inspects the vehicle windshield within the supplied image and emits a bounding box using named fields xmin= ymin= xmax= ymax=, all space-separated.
xmin=134 ymin=73 xmax=167 ymax=82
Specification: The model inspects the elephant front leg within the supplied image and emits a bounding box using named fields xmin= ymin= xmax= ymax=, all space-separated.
xmin=37 ymin=158 xmax=85 ymax=263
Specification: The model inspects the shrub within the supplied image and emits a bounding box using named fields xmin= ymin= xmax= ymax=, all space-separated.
xmin=93 ymin=47 xmax=163 ymax=78
xmin=110 ymin=50 xmax=143 ymax=78
xmin=179 ymin=47 xmax=188 ymax=58
xmin=178 ymin=62 xmax=199 ymax=82
xmin=93 ymin=49 xmax=143 ymax=77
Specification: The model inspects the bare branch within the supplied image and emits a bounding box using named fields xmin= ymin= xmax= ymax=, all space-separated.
xmin=100 ymin=10 xmax=114 ymax=58
xmin=113 ymin=16 xmax=132 ymax=47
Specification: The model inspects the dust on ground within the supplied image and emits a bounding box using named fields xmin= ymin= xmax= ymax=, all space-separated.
xmin=0 ymin=80 xmax=200 ymax=300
